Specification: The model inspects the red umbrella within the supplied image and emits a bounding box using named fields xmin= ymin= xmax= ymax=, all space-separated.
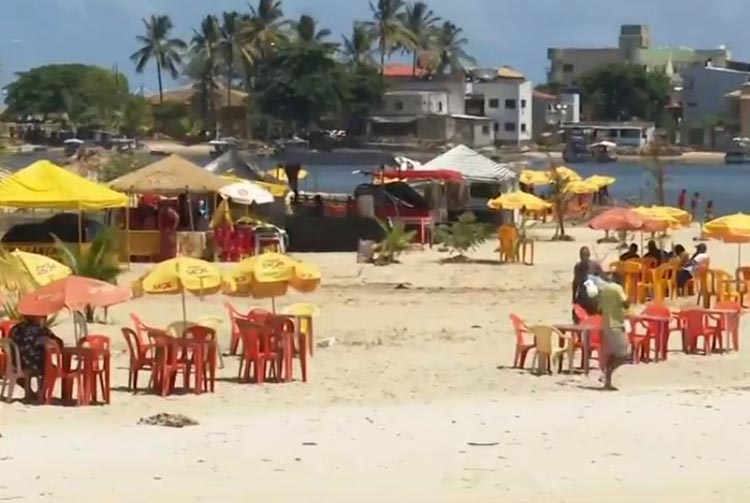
xmin=17 ymin=276 xmax=132 ymax=317
xmin=588 ymin=208 xmax=646 ymax=231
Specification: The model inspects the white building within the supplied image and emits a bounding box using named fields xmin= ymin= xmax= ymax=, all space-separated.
xmin=465 ymin=66 xmax=533 ymax=144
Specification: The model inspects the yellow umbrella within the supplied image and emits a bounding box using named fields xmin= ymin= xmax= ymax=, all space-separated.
xmin=519 ymin=170 xmax=551 ymax=186
xmin=487 ymin=191 xmax=552 ymax=211
xmin=223 ymin=252 xmax=321 ymax=311
xmin=564 ymin=180 xmax=599 ymax=195
xmin=134 ymin=257 xmax=223 ymax=323
xmin=264 ymin=167 xmax=309 ymax=182
xmin=9 ymin=250 xmax=72 ymax=286
xmin=551 ymin=166 xmax=581 ymax=182
xmin=220 ymin=173 xmax=289 ymax=197
xmin=634 ymin=206 xmax=691 ymax=226
xmin=704 ymin=213 xmax=750 ymax=266
xmin=584 ymin=175 xmax=617 ymax=189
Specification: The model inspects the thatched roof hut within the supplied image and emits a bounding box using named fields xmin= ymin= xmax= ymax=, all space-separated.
xmin=109 ymin=154 xmax=227 ymax=194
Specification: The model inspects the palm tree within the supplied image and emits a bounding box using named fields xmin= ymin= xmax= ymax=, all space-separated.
xmin=244 ymin=0 xmax=287 ymax=59
xmin=191 ymin=15 xmax=220 ymax=133
xmin=293 ymin=14 xmax=336 ymax=51
xmin=342 ymin=22 xmax=376 ymax=66
xmin=366 ymin=0 xmax=415 ymax=78
xmin=435 ymin=21 xmax=475 ymax=74
xmin=404 ymin=2 xmax=440 ymax=75
xmin=219 ymin=11 xmax=241 ymax=112
xmin=130 ymin=15 xmax=187 ymax=103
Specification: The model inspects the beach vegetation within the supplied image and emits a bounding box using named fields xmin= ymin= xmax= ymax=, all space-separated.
xmin=342 ymin=23 xmax=377 ymax=66
xmin=366 ymin=0 xmax=417 ymax=78
xmin=436 ymin=212 xmax=491 ymax=260
xmin=548 ymin=164 xmax=574 ymax=241
xmin=374 ymin=219 xmax=416 ymax=265
xmin=403 ymin=2 xmax=440 ymax=74
xmin=131 ymin=14 xmax=187 ymax=104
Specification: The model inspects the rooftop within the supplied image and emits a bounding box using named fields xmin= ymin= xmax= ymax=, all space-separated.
xmin=146 ymin=85 xmax=248 ymax=107
xmin=383 ymin=64 xmax=426 ymax=78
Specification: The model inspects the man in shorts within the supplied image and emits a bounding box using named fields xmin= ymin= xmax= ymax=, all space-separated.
xmin=598 ymin=272 xmax=630 ymax=390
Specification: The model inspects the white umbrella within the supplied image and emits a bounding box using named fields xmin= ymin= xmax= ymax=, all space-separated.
xmin=219 ymin=181 xmax=274 ymax=205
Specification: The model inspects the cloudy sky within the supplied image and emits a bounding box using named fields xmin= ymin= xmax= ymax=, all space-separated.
xmin=2 ymin=0 xmax=748 ymax=92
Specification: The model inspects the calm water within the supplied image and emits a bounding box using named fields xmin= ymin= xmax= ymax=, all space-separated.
xmin=5 ymin=152 xmax=749 ymax=215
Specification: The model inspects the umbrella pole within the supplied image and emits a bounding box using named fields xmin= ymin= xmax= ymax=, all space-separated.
xmin=271 ymin=296 xmax=276 ymax=314
xmin=181 ymin=288 xmax=187 ymax=325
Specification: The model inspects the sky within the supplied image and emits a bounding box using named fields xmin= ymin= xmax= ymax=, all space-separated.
xmin=2 ymin=0 xmax=750 ymax=93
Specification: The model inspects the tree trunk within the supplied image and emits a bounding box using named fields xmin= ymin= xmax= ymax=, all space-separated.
xmin=380 ymin=31 xmax=386 ymax=81
xmin=226 ymin=60 xmax=233 ymax=135
xmin=412 ymin=51 xmax=417 ymax=76
xmin=157 ymin=62 xmax=164 ymax=104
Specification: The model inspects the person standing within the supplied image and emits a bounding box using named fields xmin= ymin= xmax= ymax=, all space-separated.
xmin=158 ymin=202 xmax=180 ymax=261
xmin=704 ymin=200 xmax=715 ymax=223
xmin=677 ymin=189 xmax=687 ymax=210
xmin=690 ymin=192 xmax=701 ymax=222
xmin=572 ymin=246 xmax=603 ymax=322
xmin=598 ymin=273 xmax=630 ymax=390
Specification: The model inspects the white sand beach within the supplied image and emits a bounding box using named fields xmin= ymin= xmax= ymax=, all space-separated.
xmin=2 ymin=224 xmax=750 ymax=502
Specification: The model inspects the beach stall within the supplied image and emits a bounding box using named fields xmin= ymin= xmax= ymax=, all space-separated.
xmin=110 ymin=155 xmax=228 ymax=262
xmin=0 ymin=160 xmax=128 ymax=258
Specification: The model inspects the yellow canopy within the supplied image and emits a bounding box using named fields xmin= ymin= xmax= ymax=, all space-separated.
xmin=584 ymin=175 xmax=616 ymax=189
xmin=704 ymin=213 xmax=750 ymax=240
xmin=633 ymin=206 xmax=691 ymax=226
xmin=0 ymin=160 xmax=128 ymax=210
xmin=519 ymin=170 xmax=551 ymax=186
xmin=487 ymin=191 xmax=552 ymax=211
xmin=564 ymin=180 xmax=599 ymax=195
xmin=220 ymin=173 xmax=288 ymax=197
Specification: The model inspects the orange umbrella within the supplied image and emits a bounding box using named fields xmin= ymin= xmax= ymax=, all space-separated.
xmin=17 ymin=276 xmax=132 ymax=317
xmin=589 ymin=208 xmax=645 ymax=231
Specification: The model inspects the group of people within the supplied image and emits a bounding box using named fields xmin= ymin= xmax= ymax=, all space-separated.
xmin=572 ymin=241 xmax=710 ymax=390
xmin=677 ymin=189 xmax=714 ymax=223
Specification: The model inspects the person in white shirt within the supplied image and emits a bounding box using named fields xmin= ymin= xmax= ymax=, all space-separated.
xmin=677 ymin=243 xmax=709 ymax=289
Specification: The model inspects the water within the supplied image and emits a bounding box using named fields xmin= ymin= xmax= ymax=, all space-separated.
xmin=5 ymin=152 xmax=749 ymax=215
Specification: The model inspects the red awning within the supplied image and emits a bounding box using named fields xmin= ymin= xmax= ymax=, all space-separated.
xmin=380 ymin=169 xmax=464 ymax=183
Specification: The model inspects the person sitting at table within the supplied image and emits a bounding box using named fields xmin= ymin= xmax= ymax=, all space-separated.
xmin=643 ymin=240 xmax=663 ymax=264
xmin=669 ymin=244 xmax=690 ymax=267
xmin=677 ymin=243 xmax=709 ymax=289
xmin=619 ymin=243 xmax=639 ymax=261
xmin=9 ymin=315 xmax=64 ymax=401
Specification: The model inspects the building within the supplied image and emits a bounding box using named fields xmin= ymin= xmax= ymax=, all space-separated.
xmin=681 ymin=63 xmax=750 ymax=146
xmin=465 ymin=66 xmax=533 ymax=144
xmin=548 ymin=24 xmax=730 ymax=87
xmin=532 ymin=89 xmax=581 ymax=139
xmin=561 ymin=121 xmax=655 ymax=148
xmin=723 ymin=81 xmax=750 ymax=139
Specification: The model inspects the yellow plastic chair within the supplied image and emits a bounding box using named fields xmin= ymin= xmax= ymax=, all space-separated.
xmin=497 ymin=225 xmax=519 ymax=263
xmin=714 ymin=270 xmax=740 ymax=303
xmin=529 ymin=325 xmax=572 ymax=375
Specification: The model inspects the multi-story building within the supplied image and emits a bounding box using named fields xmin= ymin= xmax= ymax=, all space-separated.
xmin=465 ymin=66 xmax=533 ymax=145
xmin=548 ymin=24 xmax=730 ymax=87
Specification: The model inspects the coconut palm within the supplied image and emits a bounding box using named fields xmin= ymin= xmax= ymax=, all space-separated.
xmin=404 ymin=2 xmax=440 ymax=75
xmin=435 ymin=21 xmax=475 ymax=74
xmin=342 ymin=22 xmax=376 ymax=66
xmin=244 ymin=0 xmax=287 ymax=60
xmin=292 ymin=14 xmax=337 ymax=52
xmin=191 ymin=15 xmax=220 ymax=132
xmin=219 ymin=11 xmax=242 ymax=111
xmin=366 ymin=0 xmax=415 ymax=77
xmin=130 ymin=15 xmax=187 ymax=103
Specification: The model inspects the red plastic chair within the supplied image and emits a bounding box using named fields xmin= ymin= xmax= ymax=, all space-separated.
xmin=269 ymin=316 xmax=296 ymax=383
xmin=42 ymin=340 xmax=85 ymax=405
xmin=509 ymin=314 xmax=535 ymax=369
xmin=629 ymin=304 xmax=671 ymax=363
xmin=121 ymin=327 xmax=155 ymax=393
xmin=224 ymin=301 xmax=249 ymax=356
xmin=573 ymin=304 xmax=589 ymax=323
xmin=236 ymin=319 xmax=278 ymax=384
xmin=148 ymin=331 xmax=190 ymax=396
xmin=580 ymin=315 xmax=603 ymax=369
xmin=709 ymin=300 xmax=741 ymax=351
xmin=680 ymin=309 xmax=721 ymax=355
xmin=182 ymin=325 xmax=217 ymax=392
xmin=78 ymin=335 xmax=111 ymax=404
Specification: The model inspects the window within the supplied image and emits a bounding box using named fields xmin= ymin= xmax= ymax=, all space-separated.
xmin=505 ymin=99 xmax=517 ymax=110
xmin=521 ymin=123 xmax=527 ymax=133
xmin=395 ymin=101 xmax=403 ymax=111
xmin=563 ymin=63 xmax=574 ymax=73
xmin=438 ymin=102 xmax=443 ymax=112
xmin=488 ymin=98 xmax=500 ymax=108
xmin=504 ymin=122 xmax=516 ymax=132
xmin=481 ymin=125 xmax=490 ymax=135
xmin=469 ymin=183 xmax=499 ymax=199
xmin=493 ymin=122 xmax=500 ymax=132
xmin=521 ymin=99 xmax=527 ymax=109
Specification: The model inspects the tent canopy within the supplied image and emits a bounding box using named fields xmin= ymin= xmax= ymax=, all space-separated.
xmin=110 ymin=154 xmax=227 ymax=194
xmin=421 ymin=145 xmax=516 ymax=183
xmin=0 ymin=160 xmax=128 ymax=210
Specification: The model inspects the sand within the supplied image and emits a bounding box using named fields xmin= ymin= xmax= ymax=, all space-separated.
xmin=2 ymin=224 xmax=750 ymax=502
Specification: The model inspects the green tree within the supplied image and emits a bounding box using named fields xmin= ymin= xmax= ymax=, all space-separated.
xmin=130 ymin=14 xmax=187 ymax=104
xmin=342 ymin=63 xmax=384 ymax=133
xmin=342 ymin=22 xmax=376 ymax=66
xmin=191 ymin=14 xmax=221 ymax=132
xmin=436 ymin=212 xmax=491 ymax=260
xmin=404 ymin=2 xmax=440 ymax=75
xmin=3 ymin=64 xmax=128 ymax=125
xmin=118 ymin=94 xmax=154 ymax=137
xmin=374 ymin=219 xmax=415 ymax=265
xmin=366 ymin=0 xmax=415 ymax=78
xmin=244 ymin=0 xmax=287 ymax=61
xmin=580 ymin=63 xmax=671 ymax=123
xmin=219 ymin=11 xmax=242 ymax=113
xmin=292 ymin=14 xmax=337 ymax=52
xmin=434 ymin=21 xmax=474 ymax=74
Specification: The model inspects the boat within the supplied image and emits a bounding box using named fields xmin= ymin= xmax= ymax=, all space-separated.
xmin=563 ymin=135 xmax=591 ymax=163
xmin=590 ymin=141 xmax=618 ymax=163
xmin=209 ymin=137 xmax=239 ymax=159
xmin=725 ymin=137 xmax=750 ymax=164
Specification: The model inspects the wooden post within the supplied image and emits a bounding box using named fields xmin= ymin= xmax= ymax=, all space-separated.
xmin=77 ymin=204 xmax=83 ymax=256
